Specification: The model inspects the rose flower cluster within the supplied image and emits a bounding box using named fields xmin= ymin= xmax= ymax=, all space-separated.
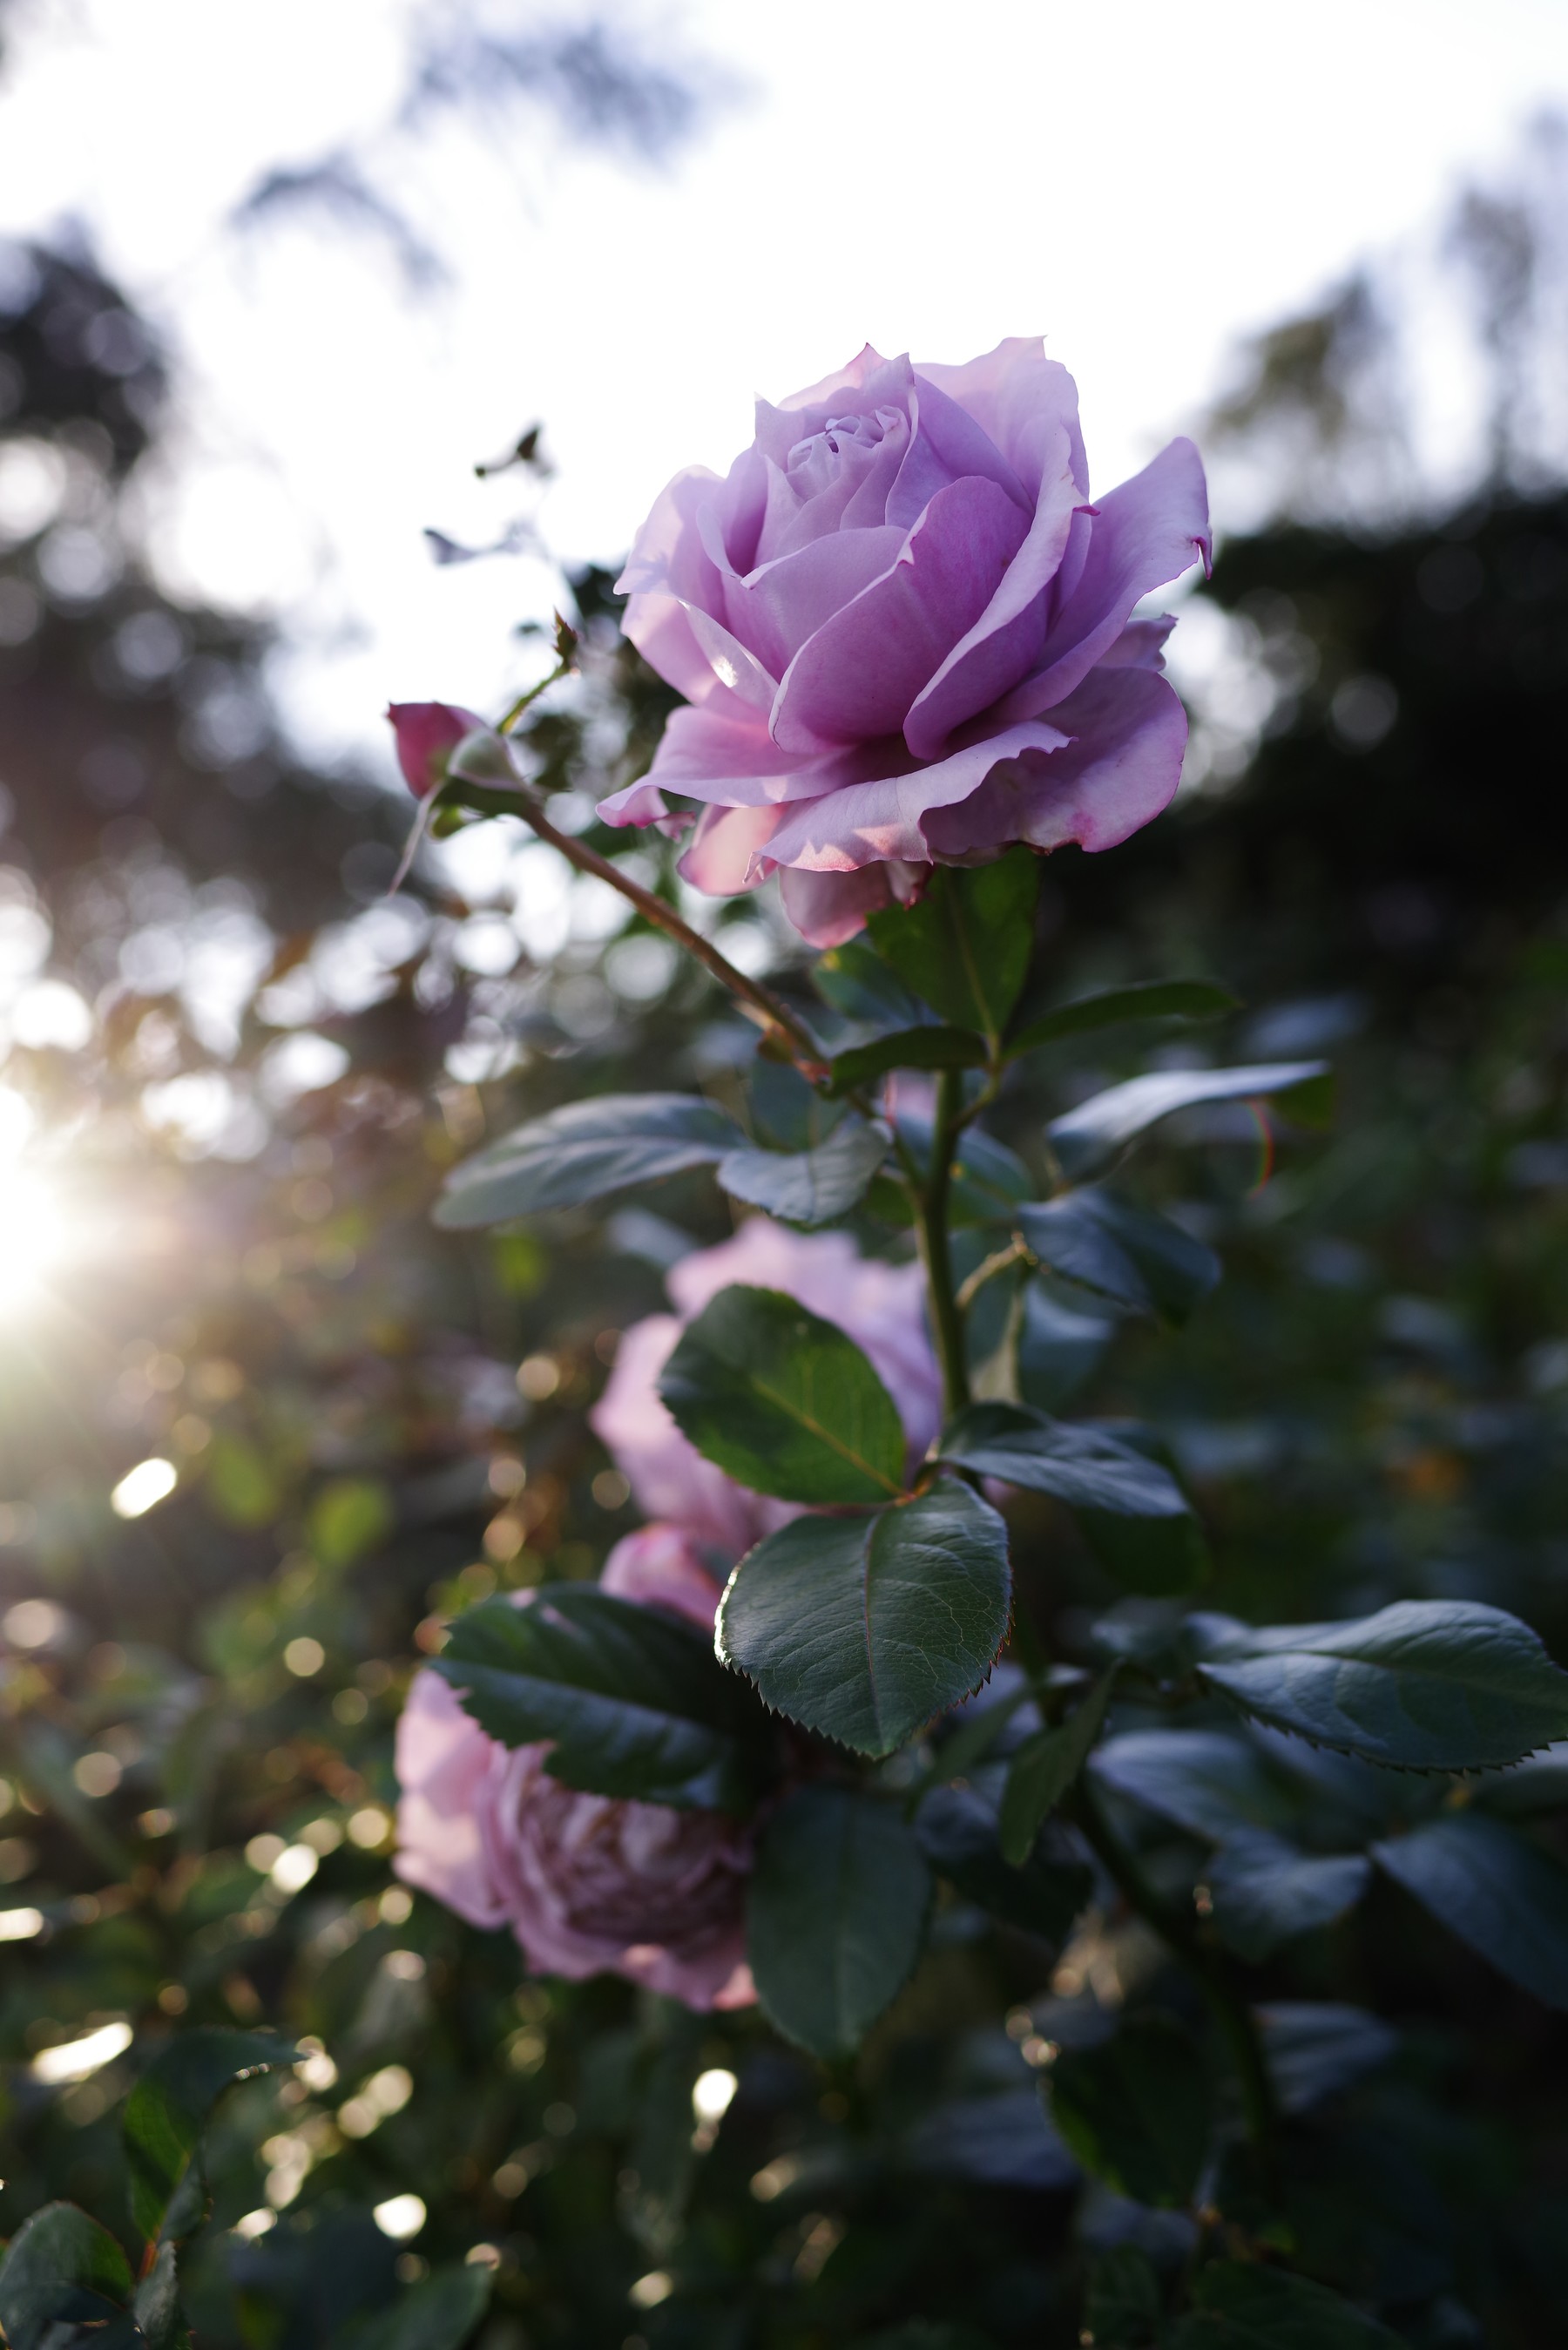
xmin=395 ymin=1220 xmax=941 ymax=2009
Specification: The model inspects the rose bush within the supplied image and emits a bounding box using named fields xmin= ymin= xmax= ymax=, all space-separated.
xmin=395 ymin=1216 xmax=940 ymax=2010
xmin=395 ymin=1524 xmax=754 ymax=2008
xmin=598 ymin=338 xmax=1212 ymax=944
xmin=591 ymin=1213 xmax=943 ymax=1557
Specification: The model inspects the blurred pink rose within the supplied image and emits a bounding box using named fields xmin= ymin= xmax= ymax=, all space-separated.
xmin=386 ymin=701 xmax=486 ymax=800
xmin=591 ymin=1216 xmax=942 ymax=1558
xmin=598 ymin=339 xmax=1209 ymax=945
xmin=395 ymin=1524 xmax=754 ymax=2009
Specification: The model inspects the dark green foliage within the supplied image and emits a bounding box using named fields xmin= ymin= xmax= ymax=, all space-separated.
xmin=915 ymin=1783 xmax=1092 ymax=1939
xmin=747 ymin=1787 xmax=931 ymax=2058
xmin=125 ymin=2028 xmax=297 ymax=2248
xmin=1371 ymin=1811 xmax=1568 ymax=2007
xmin=436 ymin=1585 xmax=763 ymax=1809
xmin=718 ymin=1482 xmax=1011 ymax=1755
xmin=1017 ymin=1189 xmax=1221 ymax=1323
xmin=0 ymin=2203 xmax=137 ymax=2347
xmin=866 ymin=848 xmax=1038 ymax=1040
xmin=1194 ymin=1601 xmax=1568 ymax=1770
xmin=1006 ymin=978 xmax=1238 ymax=1057
xmin=334 ymin=2264 xmax=490 ymax=2350
xmin=1046 ymin=1061 xmax=1330 ymax=1181
xmin=940 ymin=1402 xmax=1195 ymax=1519
xmin=1168 ymin=2260 xmax=1401 ymax=2346
xmin=660 ymin=1283 xmax=908 ymax=1502
xmin=1083 ymin=2245 xmax=1164 ymax=2347
xmin=1050 ymin=2014 xmax=1212 ymax=2208
xmin=997 ymin=1674 xmax=1114 ymax=1864
xmin=716 ymin=1112 xmax=891 ymax=1222
xmin=827 ymin=1025 xmax=989 ymax=1094
xmin=435 ymin=1093 xmax=740 ymax=1224
xmin=1206 ymin=1834 xmax=1372 ymax=1961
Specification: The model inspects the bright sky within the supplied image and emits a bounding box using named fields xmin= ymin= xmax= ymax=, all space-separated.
xmin=1 ymin=0 xmax=1565 ymax=773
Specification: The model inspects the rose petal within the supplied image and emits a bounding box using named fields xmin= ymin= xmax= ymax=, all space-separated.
xmin=921 ymin=667 xmax=1187 ymax=859
xmin=599 ymin=1523 xmax=724 ymax=1632
xmin=992 ymin=438 xmax=1211 ymax=723
xmin=756 ymin=714 xmax=1071 ymax=873
xmin=901 ymin=422 xmax=1084 ymax=758
xmin=777 ymin=861 xmax=924 ymax=948
xmin=386 ymin=702 xmax=487 ymax=800
xmin=678 ymin=801 xmax=783 ymax=894
xmin=917 ymin=336 xmax=1088 ymax=498
xmin=770 ymin=475 xmax=1031 ymax=752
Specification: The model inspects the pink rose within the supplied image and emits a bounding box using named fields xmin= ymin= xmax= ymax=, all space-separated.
xmin=395 ymin=1524 xmax=754 ymax=2009
xmin=591 ymin=1216 xmax=943 ymax=1557
xmin=598 ymin=340 xmax=1210 ymax=945
xmin=386 ymin=701 xmax=487 ymax=800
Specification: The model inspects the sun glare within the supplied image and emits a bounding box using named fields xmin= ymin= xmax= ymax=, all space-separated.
xmin=0 ymin=1161 xmax=68 ymax=1310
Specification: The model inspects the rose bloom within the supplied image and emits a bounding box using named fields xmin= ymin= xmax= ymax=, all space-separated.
xmin=395 ymin=1523 xmax=754 ymax=2009
xmin=598 ymin=338 xmax=1211 ymax=946
xmin=591 ymin=1215 xmax=943 ymax=1560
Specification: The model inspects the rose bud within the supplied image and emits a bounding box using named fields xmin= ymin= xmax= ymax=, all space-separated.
xmin=385 ymin=701 xmax=487 ymax=800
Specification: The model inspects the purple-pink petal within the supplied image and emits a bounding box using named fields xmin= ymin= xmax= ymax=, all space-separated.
xmin=922 ymin=667 xmax=1188 ymax=860
xmin=770 ymin=476 xmax=1031 ymax=752
xmin=759 ymin=714 xmax=1071 ymax=873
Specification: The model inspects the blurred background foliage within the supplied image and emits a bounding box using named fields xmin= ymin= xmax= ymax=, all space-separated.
xmin=0 ymin=117 xmax=1565 ymax=2350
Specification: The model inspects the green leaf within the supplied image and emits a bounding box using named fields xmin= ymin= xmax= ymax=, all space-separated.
xmin=716 ymin=1115 xmax=891 ymax=1225
xmin=747 ymin=1785 xmax=931 ymax=2058
xmin=998 ymin=1673 xmax=1115 ymax=1864
xmin=1046 ymin=1060 xmax=1329 ymax=1182
xmin=1092 ymin=1730 xmax=1303 ymax=1842
xmin=867 ymin=848 xmax=1039 ymax=1040
xmin=1081 ymin=1506 xmax=1211 ymax=1597
xmin=333 ymin=2264 xmax=492 ymax=2350
xmin=1017 ymin=1286 xmax=1115 ymax=1412
xmin=1168 ymin=2260 xmax=1402 ymax=2347
xmin=132 ymin=2240 xmax=189 ymax=2350
xmin=1017 ymin=1190 xmax=1220 ymax=1324
xmin=435 ymin=1093 xmax=740 ymax=1227
xmin=915 ymin=1783 xmax=1092 ymax=1940
xmin=1195 ymin=1600 xmax=1568 ymax=1772
xmin=1206 ymin=1834 xmax=1372 ymax=1961
xmin=1372 ymin=1810 xmax=1568 ymax=2008
xmin=1007 ymin=978 xmax=1239 ymax=1058
xmin=896 ymin=1114 xmax=1035 ymax=1227
xmin=939 ymin=1402 xmax=1193 ymax=1519
xmin=659 ymin=1284 xmax=907 ymax=1505
xmin=826 ymin=1025 xmax=989 ymax=1094
xmin=125 ymin=2030 xmax=295 ymax=2255
xmin=0 ymin=2202 xmax=135 ymax=2348
xmin=1084 ymin=2245 xmax=1165 ymax=2347
xmin=435 ymin=1587 xmax=759 ymax=1812
xmin=1256 ymin=2003 xmax=1398 ymax=2115
xmin=813 ymin=938 xmax=931 ymax=1031
xmin=718 ymin=1481 xmax=1011 ymax=1757
xmin=1050 ymin=2013 xmax=1211 ymax=2208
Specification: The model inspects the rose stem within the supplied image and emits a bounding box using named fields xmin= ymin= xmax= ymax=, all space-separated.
xmin=436 ymin=767 xmax=831 ymax=1081
xmin=916 ymin=1066 xmax=972 ymax=1423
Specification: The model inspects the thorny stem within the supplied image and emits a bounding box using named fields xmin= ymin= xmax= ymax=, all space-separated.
xmin=916 ymin=1066 xmax=972 ymax=1423
xmin=1067 ymin=1775 xmax=1280 ymax=2170
xmin=436 ymin=767 xmax=831 ymax=1082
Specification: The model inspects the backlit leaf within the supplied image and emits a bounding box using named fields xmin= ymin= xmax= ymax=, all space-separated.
xmin=718 ymin=1481 xmax=1011 ymax=1757
xmin=0 ymin=2202 xmax=134 ymax=2349
xmin=660 ymin=1284 xmax=908 ymax=1505
xmin=436 ymin=1093 xmax=740 ymax=1227
xmin=125 ymin=2028 xmax=297 ymax=2252
xmin=867 ymin=849 xmax=1038 ymax=1040
xmin=716 ymin=1114 xmax=891 ymax=1225
xmin=436 ymin=1586 xmax=760 ymax=1812
xmin=1046 ymin=1061 xmax=1329 ymax=1182
xmin=826 ymin=1025 xmax=988 ymax=1094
